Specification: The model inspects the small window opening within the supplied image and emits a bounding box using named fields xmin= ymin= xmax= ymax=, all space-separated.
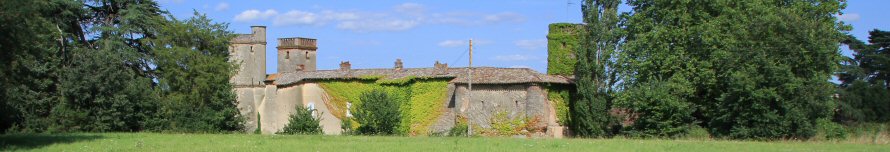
xmin=286 ymin=51 xmax=290 ymax=59
xmin=250 ymin=46 xmax=254 ymax=52
xmin=305 ymin=52 xmax=310 ymax=59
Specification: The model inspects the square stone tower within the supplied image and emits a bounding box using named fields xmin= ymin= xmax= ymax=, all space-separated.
xmin=229 ymin=26 xmax=267 ymax=85
xmin=277 ymin=37 xmax=318 ymax=73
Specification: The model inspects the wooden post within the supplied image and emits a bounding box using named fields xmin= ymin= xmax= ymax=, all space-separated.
xmin=466 ymin=39 xmax=473 ymax=136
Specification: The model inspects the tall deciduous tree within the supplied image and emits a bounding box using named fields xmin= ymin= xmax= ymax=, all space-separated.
xmin=621 ymin=0 xmax=845 ymax=139
xmin=1 ymin=0 xmax=242 ymax=133
xmin=571 ymin=0 xmax=622 ymax=137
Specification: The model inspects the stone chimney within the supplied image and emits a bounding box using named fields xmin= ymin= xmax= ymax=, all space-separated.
xmin=339 ymin=61 xmax=351 ymax=71
xmin=434 ymin=61 xmax=448 ymax=75
xmin=394 ymin=59 xmax=404 ymax=71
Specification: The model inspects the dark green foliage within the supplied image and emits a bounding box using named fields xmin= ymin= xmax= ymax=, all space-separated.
xmin=837 ymin=30 xmax=890 ymax=124
xmin=0 ymin=0 xmax=78 ymax=133
xmin=354 ymin=89 xmax=402 ymax=135
xmin=621 ymin=0 xmax=845 ymax=139
xmin=571 ymin=0 xmax=622 ymax=138
xmin=278 ymin=105 xmax=322 ymax=135
xmin=255 ymin=113 xmax=262 ymax=134
xmin=817 ymin=119 xmax=847 ymax=140
xmin=146 ymin=12 xmax=242 ymax=132
xmin=836 ymin=81 xmax=890 ymax=123
xmin=615 ymin=81 xmax=694 ymax=138
xmin=0 ymin=0 xmax=241 ymax=133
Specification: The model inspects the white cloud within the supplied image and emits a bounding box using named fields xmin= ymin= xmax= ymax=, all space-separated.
xmin=438 ymin=39 xmax=493 ymax=47
xmin=273 ymin=10 xmax=321 ymax=26
xmin=351 ymin=40 xmax=382 ymax=46
xmin=322 ymin=10 xmax=360 ymax=21
xmin=428 ymin=12 xmax=475 ymax=25
xmin=395 ymin=3 xmax=425 ymax=16
xmin=159 ymin=0 xmax=185 ymax=4
xmin=484 ymin=12 xmax=525 ymax=23
xmin=510 ymin=65 xmax=532 ymax=69
xmin=337 ymin=19 xmax=419 ymax=32
xmin=232 ymin=3 xmax=527 ymax=32
xmin=837 ymin=13 xmax=860 ymax=22
xmin=214 ymin=2 xmax=230 ymax=11
xmin=514 ymin=39 xmax=547 ymax=50
xmin=234 ymin=9 xmax=278 ymax=22
xmin=438 ymin=40 xmax=466 ymax=47
xmin=493 ymin=54 xmax=536 ymax=61
xmin=428 ymin=11 xmax=526 ymax=26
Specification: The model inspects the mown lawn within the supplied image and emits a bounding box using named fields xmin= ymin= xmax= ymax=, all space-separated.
xmin=1 ymin=133 xmax=888 ymax=151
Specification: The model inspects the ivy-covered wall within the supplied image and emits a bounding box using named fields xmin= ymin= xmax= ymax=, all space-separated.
xmin=547 ymin=23 xmax=585 ymax=76
xmin=545 ymin=84 xmax=574 ymax=126
xmin=317 ymin=78 xmax=450 ymax=135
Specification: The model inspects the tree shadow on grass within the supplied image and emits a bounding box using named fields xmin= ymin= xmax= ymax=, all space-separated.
xmin=0 ymin=134 xmax=103 ymax=151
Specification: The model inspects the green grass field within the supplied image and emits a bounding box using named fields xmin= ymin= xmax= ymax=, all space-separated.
xmin=1 ymin=133 xmax=888 ymax=151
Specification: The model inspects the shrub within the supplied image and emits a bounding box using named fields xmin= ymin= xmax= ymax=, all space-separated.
xmin=354 ymin=89 xmax=402 ymax=135
xmin=817 ymin=119 xmax=847 ymax=140
xmin=489 ymin=111 xmax=526 ymax=136
xmin=254 ymin=113 xmax=262 ymax=134
xmin=277 ymin=105 xmax=322 ymax=135
xmin=836 ymin=81 xmax=890 ymax=123
xmin=448 ymin=116 xmax=469 ymax=137
xmin=615 ymin=81 xmax=695 ymax=138
xmin=341 ymin=118 xmax=355 ymax=135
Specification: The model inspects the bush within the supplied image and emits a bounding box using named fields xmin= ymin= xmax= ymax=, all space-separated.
xmin=277 ymin=105 xmax=322 ymax=135
xmin=448 ymin=116 xmax=469 ymax=137
xmin=488 ymin=111 xmax=527 ymax=136
xmin=354 ymin=89 xmax=401 ymax=135
xmin=817 ymin=119 xmax=847 ymax=140
xmin=340 ymin=118 xmax=355 ymax=135
xmin=836 ymin=81 xmax=890 ymax=123
xmin=615 ymin=81 xmax=695 ymax=138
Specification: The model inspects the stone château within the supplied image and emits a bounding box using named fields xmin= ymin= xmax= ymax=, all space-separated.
xmin=229 ymin=26 xmax=573 ymax=137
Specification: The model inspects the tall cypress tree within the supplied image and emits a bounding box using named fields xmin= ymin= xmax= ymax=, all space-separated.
xmin=571 ymin=0 xmax=622 ymax=137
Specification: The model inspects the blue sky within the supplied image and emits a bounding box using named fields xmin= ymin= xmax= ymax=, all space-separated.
xmin=156 ymin=0 xmax=888 ymax=74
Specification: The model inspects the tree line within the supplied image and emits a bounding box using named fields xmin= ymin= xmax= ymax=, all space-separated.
xmin=0 ymin=0 xmax=242 ymax=133
xmin=570 ymin=0 xmax=889 ymax=140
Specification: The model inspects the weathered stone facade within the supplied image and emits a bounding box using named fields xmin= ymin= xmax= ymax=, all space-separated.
xmin=229 ymin=26 xmax=572 ymax=137
xmin=229 ymin=26 xmax=267 ymax=132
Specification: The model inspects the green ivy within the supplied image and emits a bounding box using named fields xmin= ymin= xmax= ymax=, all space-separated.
xmin=545 ymin=85 xmax=573 ymax=126
xmin=317 ymin=78 xmax=450 ymax=135
xmin=546 ymin=23 xmax=585 ymax=76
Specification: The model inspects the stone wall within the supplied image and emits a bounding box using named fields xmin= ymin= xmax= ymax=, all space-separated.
xmin=301 ymin=83 xmax=343 ymax=134
xmin=260 ymin=85 xmax=302 ymax=134
xmin=459 ymin=84 xmax=529 ymax=128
